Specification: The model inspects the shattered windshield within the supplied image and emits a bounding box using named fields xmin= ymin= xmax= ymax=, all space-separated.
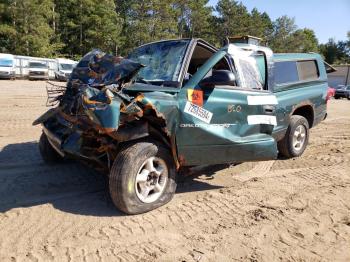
xmin=127 ymin=40 xmax=189 ymax=86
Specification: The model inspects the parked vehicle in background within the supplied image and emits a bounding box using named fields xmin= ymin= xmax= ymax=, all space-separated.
xmin=55 ymin=58 xmax=77 ymax=81
xmin=0 ymin=53 xmax=16 ymax=79
xmin=34 ymin=37 xmax=329 ymax=214
xmin=28 ymin=61 xmax=49 ymax=80
xmin=14 ymin=55 xmax=56 ymax=79
xmin=334 ymin=85 xmax=350 ymax=99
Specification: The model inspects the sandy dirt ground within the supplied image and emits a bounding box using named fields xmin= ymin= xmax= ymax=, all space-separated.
xmin=0 ymin=80 xmax=349 ymax=262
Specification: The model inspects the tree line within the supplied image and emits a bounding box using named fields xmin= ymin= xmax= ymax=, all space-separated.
xmin=0 ymin=0 xmax=349 ymax=64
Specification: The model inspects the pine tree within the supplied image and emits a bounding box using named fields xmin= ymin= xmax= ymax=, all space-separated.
xmin=215 ymin=0 xmax=251 ymax=43
xmin=0 ymin=0 xmax=60 ymax=57
xmin=2 ymin=0 xmax=340 ymax=60
xmin=268 ymin=16 xmax=318 ymax=53
xmin=54 ymin=0 xmax=122 ymax=58
xmin=289 ymin=28 xmax=318 ymax=53
xmin=246 ymin=8 xmax=273 ymax=40
xmin=117 ymin=0 xmax=179 ymax=54
xmin=268 ymin=15 xmax=297 ymax=52
xmin=175 ymin=0 xmax=213 ymax=40
xmin=320 ymin=35 xmax=350 ymax=65
xmin=0 ymin=0 xmax=16 ymax=53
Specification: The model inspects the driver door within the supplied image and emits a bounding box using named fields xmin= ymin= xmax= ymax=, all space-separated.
xmin=176 ymin=48 xmax=278 ymax=166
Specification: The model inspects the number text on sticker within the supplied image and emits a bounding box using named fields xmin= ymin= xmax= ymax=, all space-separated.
xmin=184 ymin=101 xmax=213 ymax=124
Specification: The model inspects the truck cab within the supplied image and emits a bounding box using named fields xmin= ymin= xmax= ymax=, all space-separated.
xmin=0 ymin=53 xmax=16 ymax=80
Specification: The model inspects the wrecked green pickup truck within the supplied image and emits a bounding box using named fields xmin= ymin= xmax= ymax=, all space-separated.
xmin=34 ymin=38 xmax=329 ymax=214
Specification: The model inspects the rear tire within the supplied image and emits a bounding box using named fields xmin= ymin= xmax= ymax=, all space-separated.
xmin=109 ymin=141 xmax=177 ymax=215
xmin=334 ymin=96 xmax=340 ymax=99
xmin=39 ymin=132 xmax=63 ymax=164
xmin=278 ymin=115 xmax=309 ymax=158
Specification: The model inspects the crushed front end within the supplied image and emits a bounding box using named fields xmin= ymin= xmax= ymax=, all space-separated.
xmin=33 ymin=50 xmax=174 ymax=172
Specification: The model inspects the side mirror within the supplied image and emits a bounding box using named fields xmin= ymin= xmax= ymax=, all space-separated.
xmin=199 ymin=70 xmax=236 ymax=88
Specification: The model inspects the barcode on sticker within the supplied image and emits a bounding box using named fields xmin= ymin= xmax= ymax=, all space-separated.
xmin=184 ymin=101 xmax=213 ymax=124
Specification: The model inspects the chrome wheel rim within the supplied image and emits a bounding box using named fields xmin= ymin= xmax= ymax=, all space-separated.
xmin=292 ymin=125 xmax=306 ymax=151
xmin=135 ymin=157 xmax=168 ymax=203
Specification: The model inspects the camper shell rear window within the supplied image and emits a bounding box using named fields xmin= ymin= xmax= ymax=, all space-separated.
xmin=274 ymin=60 xmax=319 ymax=86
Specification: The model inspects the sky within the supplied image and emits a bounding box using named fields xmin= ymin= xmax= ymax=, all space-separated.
xmin=208 ymin=0 xmax=350 ymax=44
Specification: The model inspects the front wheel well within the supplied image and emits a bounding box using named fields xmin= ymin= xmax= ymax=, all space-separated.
xmin=292 ymin=105 xmax=314 ymax=128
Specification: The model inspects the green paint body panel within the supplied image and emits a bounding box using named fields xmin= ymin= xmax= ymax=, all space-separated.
xmin=175 ymin=47 xmax=277 ymax=165
xmin=35 ymin=40 xmax=328 ymax=168
xmin=83 ymin=87 xmax=123 ymax=129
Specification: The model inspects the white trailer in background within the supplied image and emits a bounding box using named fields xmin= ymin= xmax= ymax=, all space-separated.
xmin=14 ymin=55 xmax=57 ymax=79
xmin=0 ymin=53 xmax=16 ymax=79
xmin=1 ymin=54 xmax=77 ymax=80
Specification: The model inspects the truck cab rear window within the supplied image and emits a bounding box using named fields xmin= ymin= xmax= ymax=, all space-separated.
xmin=275 ymin=60 xmax=319 ymax=85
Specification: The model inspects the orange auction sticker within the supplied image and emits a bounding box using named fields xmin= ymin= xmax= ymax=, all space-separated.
xmin=187 ymin=89 xmax=203 ymax=107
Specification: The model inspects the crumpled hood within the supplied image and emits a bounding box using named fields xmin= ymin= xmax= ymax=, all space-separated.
xmin=49 ymin=49 xmax=145 ymax=130
xmin=33 ymin=49 xmax=178 ymax=145
xmin=33 ymin=50 xmax=142 ymax=128
xmin=68 ymin=49 xmax=143 ymax=88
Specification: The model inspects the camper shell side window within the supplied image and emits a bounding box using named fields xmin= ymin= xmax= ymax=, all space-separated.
xmin=274 ymin=59 xmax=320 ymax=87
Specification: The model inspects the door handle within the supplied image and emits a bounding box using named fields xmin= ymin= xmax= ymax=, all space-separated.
xmin=263 ymin=105 xmax=275 ymax=114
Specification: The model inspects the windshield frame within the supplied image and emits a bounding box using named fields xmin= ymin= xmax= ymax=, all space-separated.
xmin=127 ymin=39 xmax=191 ymax=87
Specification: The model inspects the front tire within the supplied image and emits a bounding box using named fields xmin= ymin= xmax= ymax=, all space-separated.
xmin=39 ymin=132 xmax=63 ymax=164
xmin=278 ymin=115 xmax=310 ymax=158
xmin=109 ymin=141 xmax=177 ymax=215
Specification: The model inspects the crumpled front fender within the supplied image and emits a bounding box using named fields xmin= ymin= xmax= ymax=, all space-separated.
xmin=81 ymin=87 xmax=123 ymax=132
